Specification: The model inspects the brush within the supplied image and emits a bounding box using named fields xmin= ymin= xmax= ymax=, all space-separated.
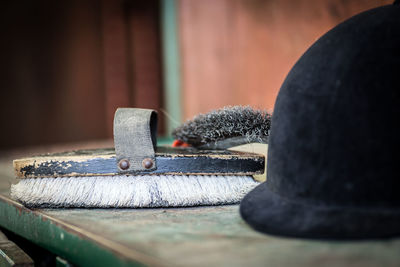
xmin=173 ymin=106 xmax=271 ymax=183
xmin=172 ymin=106 xmax=271 ymax=149
xmin=10 ymin=107 xmax=268 ymax=208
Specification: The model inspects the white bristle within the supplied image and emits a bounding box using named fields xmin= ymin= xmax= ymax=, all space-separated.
xmin=10 ymin=175 xmax=259 ymax=208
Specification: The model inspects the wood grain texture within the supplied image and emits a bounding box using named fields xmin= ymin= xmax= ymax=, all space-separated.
xmin=101 ymin=0 xmax=166 ymax=136
xmin=127 ymin=1 xmax=166 ymax=134
xmin=0 ymin=0 xmax=107 ymax=149
xmin=178 ymin=0 xmax=393 ymax=120
xmin=101 ymin=0 xmax=132 ymax=136
xmin=0 ymin=1 xmax=166 ymax=149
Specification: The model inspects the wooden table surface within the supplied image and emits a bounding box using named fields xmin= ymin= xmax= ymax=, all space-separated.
xmin=1 ymin=148 xmax=400 ymax=267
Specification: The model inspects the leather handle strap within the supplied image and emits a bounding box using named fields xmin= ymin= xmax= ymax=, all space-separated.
xmin=113 ymin=108 xmax=158 ymax=173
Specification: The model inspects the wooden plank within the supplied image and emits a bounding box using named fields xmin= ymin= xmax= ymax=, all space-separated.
xmin=57 ymin=0 xmax=107 ymax=142
xmin=101 ymin=0 xmax=132 ymax=136
xmin=0 ymin=1 xmax=107 ymax=149
xmin=179 ymin=0 xmax=236 ymax=118
xmin=126 ymin=1 xmax=165 ymax=135
xmin=0 ymin=195 xmax=151 ymax=267
xmin=178 ymin=0 xmax=393 ymax=120
xmin=0 ymin=230 xmax=33 ymax=267
xmin=1 ymin=191 xmax=400 ymax=267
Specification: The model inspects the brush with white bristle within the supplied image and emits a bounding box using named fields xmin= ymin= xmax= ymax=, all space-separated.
xmin=10 ymin=106 xmax=269 ymax=208
xmin=11 ymin=175 xmax=258 ymax=208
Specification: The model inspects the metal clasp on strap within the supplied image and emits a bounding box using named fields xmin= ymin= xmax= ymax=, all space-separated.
xmin=113 ymin=108 xmax=158 ymax=173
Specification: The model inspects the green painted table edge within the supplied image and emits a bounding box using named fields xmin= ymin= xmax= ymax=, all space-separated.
xmin=0 ymin=195 xmax=161 ymax=267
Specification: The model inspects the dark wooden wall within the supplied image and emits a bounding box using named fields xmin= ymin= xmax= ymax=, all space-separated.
xmin=0 ymin=0 xmax=163 ymax=150
xmin=0 ymin=1 xmax=105 ymax=149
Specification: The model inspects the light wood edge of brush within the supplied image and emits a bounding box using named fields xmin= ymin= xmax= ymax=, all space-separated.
xmin=13 ymin=154 xmax=115 ymax=178
xmin=228 ymin=143 xmax=268 ymax=182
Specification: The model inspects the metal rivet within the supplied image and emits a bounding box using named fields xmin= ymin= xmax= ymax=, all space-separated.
xmin=142 ymin=158 xmax=154 ymax=169
xmin=118 ymin=159 xmax=130 ymax=170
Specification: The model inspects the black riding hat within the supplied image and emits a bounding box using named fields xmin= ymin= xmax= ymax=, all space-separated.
xmin=240 ymin=3 xmax=400 ymax=239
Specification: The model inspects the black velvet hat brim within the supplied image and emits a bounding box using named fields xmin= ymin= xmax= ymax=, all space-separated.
xmin=240 ymin=182 xmax=400 ymax=240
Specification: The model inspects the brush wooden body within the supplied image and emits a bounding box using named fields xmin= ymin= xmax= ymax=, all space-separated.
xmin=14 ymin=147 xmax=264 ymax=178
xmin=11 ymin=147 xmax=264 ymax=208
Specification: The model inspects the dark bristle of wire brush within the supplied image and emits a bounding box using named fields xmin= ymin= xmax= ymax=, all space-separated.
xmin=172 ymin=106 xmax=272 ymax=148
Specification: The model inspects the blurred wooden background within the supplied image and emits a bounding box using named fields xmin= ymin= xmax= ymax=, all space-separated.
xmin=0 ymin=0 xmax=391 ymax=150
xmin=179 ymin=0 xmax=392 ymax=118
